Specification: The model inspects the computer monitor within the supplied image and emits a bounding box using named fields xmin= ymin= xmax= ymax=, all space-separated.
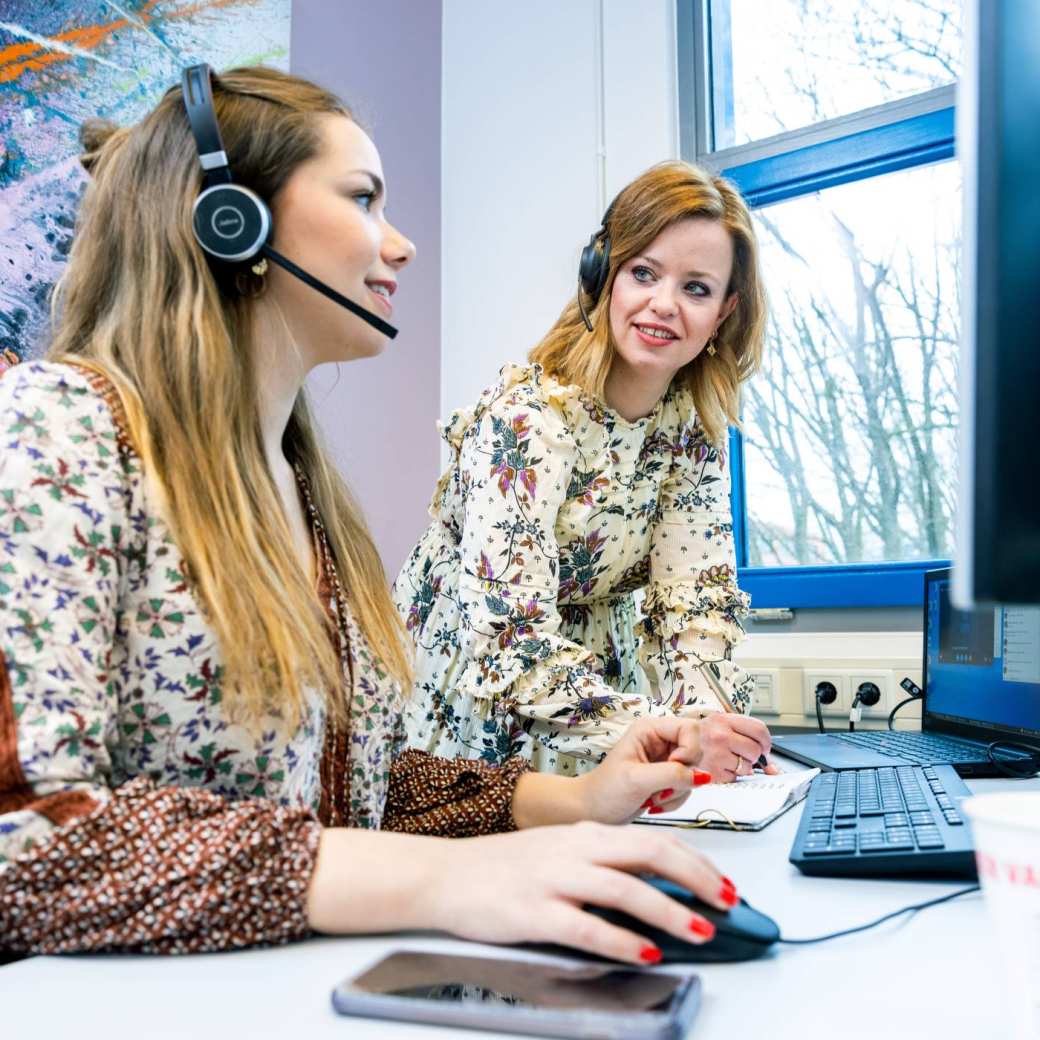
xmin=925 ymin=570 xmax=1040 ymax=747
xmin=954 ymin=0 xmax=1040 ymax=607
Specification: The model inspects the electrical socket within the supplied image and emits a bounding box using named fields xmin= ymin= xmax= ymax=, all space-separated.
xmin=748 ymin=668 xmax=780 ymax=715
xmin=847 ymin=669 xmax=895 ymax=718
xmin=802 ymin=670 xmax=850 ymax=717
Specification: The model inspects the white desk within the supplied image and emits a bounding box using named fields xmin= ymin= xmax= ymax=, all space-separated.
xmin=3 ymin=770 xmax=1035 ymax=1040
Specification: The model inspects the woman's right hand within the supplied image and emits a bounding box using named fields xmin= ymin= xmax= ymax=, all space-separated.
xmin=677 ymin=712 xmax=777 ymax=783
xmin=424 ymin=822 xmax=737 ymax=964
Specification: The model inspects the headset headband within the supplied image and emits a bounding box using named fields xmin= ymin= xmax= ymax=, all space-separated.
xmin=182 ymin=65 xmax=232 ymax=188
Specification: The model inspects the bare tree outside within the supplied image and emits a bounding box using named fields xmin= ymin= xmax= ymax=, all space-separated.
xmin=712 ymin=0 xmax=963 ymax=567
xmin=718 ymin=0 xmax=962 ymax=148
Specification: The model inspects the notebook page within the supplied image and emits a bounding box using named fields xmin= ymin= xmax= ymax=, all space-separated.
xmin=640 ymin=768 xmax=820 ymax=826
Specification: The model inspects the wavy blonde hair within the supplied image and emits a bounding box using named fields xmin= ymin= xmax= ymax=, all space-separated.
xmin=529 ymin=160 xmax=767 ymax=444
xmin=48 ymin=66 xmax=411 ymax=727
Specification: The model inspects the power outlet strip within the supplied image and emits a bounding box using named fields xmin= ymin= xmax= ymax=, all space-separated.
xmin=802 ymin=669 xmax=899 ymax=719
xmin=734 ymin=632 xmax=923 ymax=730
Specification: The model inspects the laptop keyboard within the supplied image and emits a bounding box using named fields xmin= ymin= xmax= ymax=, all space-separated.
xmin=830 ymin=730 xmax=991 ymax=764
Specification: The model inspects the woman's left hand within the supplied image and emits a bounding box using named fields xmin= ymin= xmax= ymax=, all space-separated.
xmin=576 ymin=717 xmax=716 ymax=825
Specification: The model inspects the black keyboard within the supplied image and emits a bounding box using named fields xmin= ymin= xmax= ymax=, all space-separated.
xmin=790 ymin=765 xmax=977 ymax=878
xmin=829 ymin=731 xmax=991 ymax=764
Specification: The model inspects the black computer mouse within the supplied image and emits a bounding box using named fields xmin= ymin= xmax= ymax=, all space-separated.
xmin=584 ymin=877 xmax=780 ymax=963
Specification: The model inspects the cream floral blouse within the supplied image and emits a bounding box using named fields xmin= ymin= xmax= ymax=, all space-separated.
xmin=394 ymin=363 xmax=754 ymax=777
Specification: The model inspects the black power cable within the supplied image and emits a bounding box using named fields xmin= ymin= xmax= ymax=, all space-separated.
xmin=815 ymin=681 xmax=838 ymax=734
xmin=985 ymin=740 xmax=1040 ymax=779
xmin=888 ymin=696 xmax=919 ymax=730
xmin=849 ymin=681 xmax=881 ymax=731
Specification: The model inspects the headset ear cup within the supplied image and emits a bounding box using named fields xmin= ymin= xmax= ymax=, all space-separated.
xmin=578 ymin=231 xmax=611 ymax=304
xmin=192 ymin=183 xmax=271 ymax=263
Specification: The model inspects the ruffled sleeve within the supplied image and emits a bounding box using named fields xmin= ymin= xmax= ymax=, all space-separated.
xmin=637 ymin=412 xmax=754 ymax=714
xmin=442 ymin=365 xmax=659 ymax=763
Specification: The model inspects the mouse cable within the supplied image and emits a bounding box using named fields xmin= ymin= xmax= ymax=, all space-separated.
xmin=775 ymin=884 xmax=980 ymax=945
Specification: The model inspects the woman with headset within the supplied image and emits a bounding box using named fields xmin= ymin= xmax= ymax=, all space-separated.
xmin=395 ymin=161 xmax=776 ymax=780
xmin=0 ymin=66 xmax=744 ymax=962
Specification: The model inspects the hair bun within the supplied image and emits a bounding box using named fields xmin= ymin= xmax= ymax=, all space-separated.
xmin=79 ymin=118 xmax=127 ymax=175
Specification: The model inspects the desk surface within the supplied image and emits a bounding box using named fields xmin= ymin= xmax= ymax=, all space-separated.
xmin=3 ymin=768 xmax=1034 ymax=1040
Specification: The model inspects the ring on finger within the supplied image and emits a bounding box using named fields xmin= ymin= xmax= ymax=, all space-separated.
xmin=733 ymin=752 xmax=743 ymax=774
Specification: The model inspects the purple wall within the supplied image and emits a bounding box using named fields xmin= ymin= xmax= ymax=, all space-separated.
xmin=291 ymin=0 xmax=442 ymax=576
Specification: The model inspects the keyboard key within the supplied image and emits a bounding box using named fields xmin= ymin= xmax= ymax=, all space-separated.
xmin=915 ymin=832 xmax=945 ymax=848
xmin=882 ymin=837 xmax=914 ymax=851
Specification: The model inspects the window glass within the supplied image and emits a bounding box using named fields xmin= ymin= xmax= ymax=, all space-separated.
xmin=743 ymin=160 xmax=960 ymax=567
xmin=711 ymin=0 xmax=963 ymax=149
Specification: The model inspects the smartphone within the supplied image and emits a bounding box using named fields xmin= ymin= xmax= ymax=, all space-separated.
xmin=331 ymin=949 xmax=701 ymax=1040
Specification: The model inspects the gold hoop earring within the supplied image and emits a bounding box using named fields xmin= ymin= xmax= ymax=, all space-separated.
xmin=706 ymin=330 xmax=718 ymax=357
xmin=235 ymin=258 xmax=268 ymax=299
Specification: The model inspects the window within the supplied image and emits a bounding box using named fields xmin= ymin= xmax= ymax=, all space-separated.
xmin=679 ymin=0 xmax=962 ymax=607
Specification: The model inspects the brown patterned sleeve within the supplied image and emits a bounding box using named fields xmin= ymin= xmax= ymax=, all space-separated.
xmin=0 ymin=777 xmax=322 ymax=955
xmin=381 ymin=750 xmax=530 ymax=837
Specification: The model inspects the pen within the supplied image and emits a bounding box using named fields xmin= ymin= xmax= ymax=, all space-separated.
xmin=698 ymin=661 xmax=769 ymax=770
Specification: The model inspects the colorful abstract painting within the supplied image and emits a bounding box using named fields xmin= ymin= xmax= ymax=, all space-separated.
xmin=0 ymin=0 xmax=291 ymax=371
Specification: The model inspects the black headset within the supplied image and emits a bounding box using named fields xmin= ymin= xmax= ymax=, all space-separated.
xmin=577 ymin=196 xmax=618 ymax=332
xmin=180 ymin=64 xmax=397 ymax=338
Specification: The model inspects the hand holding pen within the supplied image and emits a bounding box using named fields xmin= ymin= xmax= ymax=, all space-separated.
xmin=663 ymin=662 xmax=779 ymax=782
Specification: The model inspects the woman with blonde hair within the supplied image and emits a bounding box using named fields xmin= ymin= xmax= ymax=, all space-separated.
xmin=396 ymin=161 xmax=774 ymax=785
xmin=0 ymin=67 xmax=746 ymax=964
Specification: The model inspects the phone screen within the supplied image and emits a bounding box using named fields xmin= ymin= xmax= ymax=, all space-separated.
xmin=344 ymin=950 xmax=689 ymax=1014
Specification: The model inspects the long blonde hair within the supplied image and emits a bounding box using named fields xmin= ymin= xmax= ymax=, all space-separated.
xmin=48 ymin=66 xmax=411 ymax=727
xmin=530 ymin=161 xmax=767 ymax=444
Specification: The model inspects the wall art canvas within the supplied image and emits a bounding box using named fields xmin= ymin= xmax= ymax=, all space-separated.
xmin=0 ymin=0 xmax=291 ymax=371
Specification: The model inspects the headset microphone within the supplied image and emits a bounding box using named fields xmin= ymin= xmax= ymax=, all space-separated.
xmin=181 ymin=65 xmax=397 ymax=339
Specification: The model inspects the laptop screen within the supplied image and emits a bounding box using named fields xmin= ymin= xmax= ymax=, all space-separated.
xmin=924 ymin=570 xmax=1040 ymax=741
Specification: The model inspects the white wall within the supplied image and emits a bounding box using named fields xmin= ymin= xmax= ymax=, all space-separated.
xmin=293 ymin=0 xmax=442 ymax=577
xmin=441 ymin=0 xmax=678 ymax=420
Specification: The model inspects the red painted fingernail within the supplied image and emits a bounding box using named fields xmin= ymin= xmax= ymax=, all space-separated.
xmin=639 ymin=945 xmax=663 ymax=964
xmin=657 ymin=788 xmax=674 ymax=799
xmin=719 ymin=879 xmax=739 ymax=907
xmin=689 ymin=916 xmax=716 ymax=939
xmin=692 ymin=770 xmax=712 ymax=786
xmin=648 ymin=806 xmax=664 ymax=814
xmin=640 ymin=798 xmax=654 ymax=810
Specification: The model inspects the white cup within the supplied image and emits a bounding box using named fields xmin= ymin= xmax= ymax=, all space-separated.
xmin=963 ymin=792 xmax=1040 ymax=1040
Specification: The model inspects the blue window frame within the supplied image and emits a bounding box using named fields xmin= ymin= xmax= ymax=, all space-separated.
xmin=722 ymin=110 xmax=956 ymax=608
xmin=678 ymin=0 xmax=963 ymax=609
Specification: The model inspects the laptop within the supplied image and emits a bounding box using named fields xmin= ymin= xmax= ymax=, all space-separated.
xmin=772 ymin=569 xmax=1040 ymax=776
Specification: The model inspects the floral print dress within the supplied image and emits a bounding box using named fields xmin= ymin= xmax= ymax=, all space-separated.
xmin=0 ymin=362 xmax=527 ymax=955
xmin=394 ymin=363 xmax=754 ymax=777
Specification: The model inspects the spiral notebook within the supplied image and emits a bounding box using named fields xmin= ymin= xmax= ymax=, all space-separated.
xmin=635 ymin=768 xmax=820 ymax=832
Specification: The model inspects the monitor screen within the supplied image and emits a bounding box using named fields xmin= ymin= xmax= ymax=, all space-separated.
xmin=926 ymin=571 xmax=1040 ymax=741
xmin=954 ymin=0 xmax=1040 ymax=606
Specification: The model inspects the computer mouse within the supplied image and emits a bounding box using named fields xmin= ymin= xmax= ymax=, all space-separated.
xmin=584 ymin=877 xmax=780 ymax=963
